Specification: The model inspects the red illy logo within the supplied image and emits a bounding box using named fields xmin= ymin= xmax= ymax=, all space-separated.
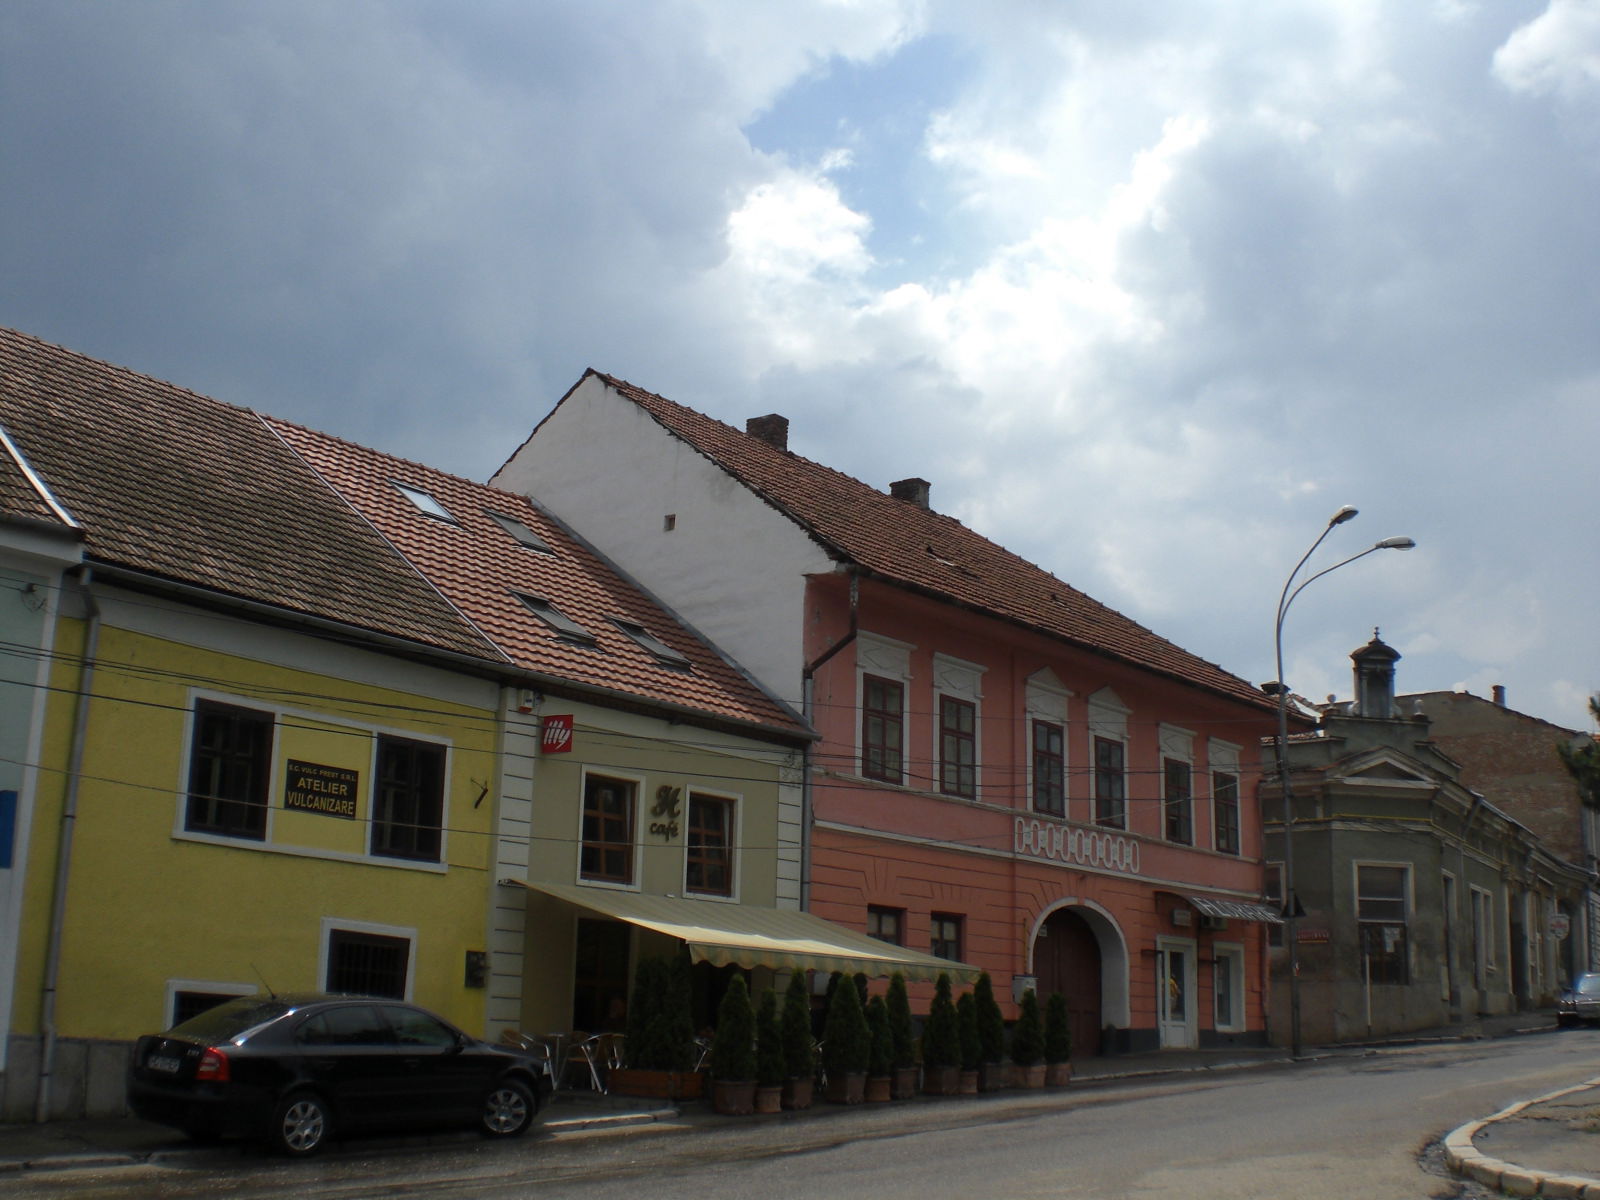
xmin=542 ymin=715 xmax=574 ymax=753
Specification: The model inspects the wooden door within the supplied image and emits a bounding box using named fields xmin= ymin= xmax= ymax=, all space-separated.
xmin=1034 ymin=908 xmax=1102 ymax=1058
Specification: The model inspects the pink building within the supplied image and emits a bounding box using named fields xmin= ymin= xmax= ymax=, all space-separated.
xmin=496 ymin=372 xmax=1286 ymax=1053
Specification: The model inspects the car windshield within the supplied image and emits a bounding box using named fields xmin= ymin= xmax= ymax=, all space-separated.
xmin=168 ymin=997 xmax=292 ymax=1042
xmin=1575 ymin=975 xmax=1600 ymax=996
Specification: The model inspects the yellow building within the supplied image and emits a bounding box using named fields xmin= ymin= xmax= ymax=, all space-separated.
xmin=1 ymin=328 xmax=956 ymax=1121
xmin=0 ymin=328 xmax=509 ymax=1119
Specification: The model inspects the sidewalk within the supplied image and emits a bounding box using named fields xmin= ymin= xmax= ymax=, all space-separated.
xmin=0 ymin=1013 xmax=1564 ymax=1176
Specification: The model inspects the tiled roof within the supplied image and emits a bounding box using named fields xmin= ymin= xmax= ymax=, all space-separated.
xmin=0 ymin=425 xmax=75 ymax=529
xmin=0 ymin=326 xmax=497 ymax=660
xmin=584 ymin=370 xmax=1276 ymax=714
xmin=269 ymin=418 xmax=808 ymax=737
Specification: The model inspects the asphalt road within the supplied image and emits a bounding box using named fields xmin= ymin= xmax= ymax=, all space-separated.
xmin=12 ymin=1030 xmax=1600 ymax=1199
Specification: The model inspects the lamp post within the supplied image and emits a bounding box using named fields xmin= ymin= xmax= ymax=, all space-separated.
xmin=1273 ymin=507 xmax=1414 ymax=1059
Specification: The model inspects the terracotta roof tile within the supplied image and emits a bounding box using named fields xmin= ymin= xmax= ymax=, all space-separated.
xmin=587 ymin=370 xmax=1275 ymax=713
xmin=0 ymin=326 xmax=496 ymax=660
xmin=268 ymin=418 xmax=807 ymax=737
xmin=0 ymin=426 xmax=74 ymax=528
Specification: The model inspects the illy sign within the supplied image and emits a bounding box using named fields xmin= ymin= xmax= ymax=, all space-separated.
xmin=541 ymin=715 xmax=574 ymax=754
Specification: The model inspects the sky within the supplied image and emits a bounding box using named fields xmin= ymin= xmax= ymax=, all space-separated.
xmin=2 ymin=0 xmax=1597 ymax=731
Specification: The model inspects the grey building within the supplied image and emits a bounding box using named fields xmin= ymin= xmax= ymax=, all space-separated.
xmin=1262 ymin=634 xmax=1585 ymax=1044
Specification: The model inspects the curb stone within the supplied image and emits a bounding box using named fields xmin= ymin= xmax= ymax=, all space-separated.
xmin=1443 ymin=1078 xmax=1600 ymax=1198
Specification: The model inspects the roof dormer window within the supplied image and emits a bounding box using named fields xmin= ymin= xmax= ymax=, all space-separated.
xmin=392 ymin=481 xmax=457 ymax=524
xmin=486 ymin=509 xmax=553 ymax=554
xmin=513 ymin=592 xmax=596 ymax=646
xmin=611 ymin=618 xmax=692 ymax=669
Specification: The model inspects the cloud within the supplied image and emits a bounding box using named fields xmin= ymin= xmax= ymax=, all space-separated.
xmin=1494 ymin=0 xmax=1600 ymax=99
xmin=2 ymin=0 xmax=1597 ymax=728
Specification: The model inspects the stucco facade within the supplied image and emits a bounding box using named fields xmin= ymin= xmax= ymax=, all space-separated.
xmin=1262 ymin=638 xmax=1586 ymax=1044
xmin=3 ymin=584 xmax=506 ymax=1120
xmin=495 ymin=372 xmax=1288 ymax=1053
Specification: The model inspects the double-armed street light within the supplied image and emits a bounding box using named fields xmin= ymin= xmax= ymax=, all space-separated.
xmin=1273 ymin=506 xmax=1415 ymax=1059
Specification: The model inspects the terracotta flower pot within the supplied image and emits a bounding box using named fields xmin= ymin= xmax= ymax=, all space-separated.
xmin=754 ymin=1084 xmax=783 ymax=1114
xmin=608 ymin=1068 xmax=705 ymax=1101
xmin=824 ymin=1071 xmax=866 ymax=1104
xmin=922 ymin=1065 xmax=961 ymax=1096
xmin=1045 ymin=1062 xmax=1074 ymax=1087
xmin=891 ymin=1065 xmax=919 ymax=1100
xmin=864 ymin=1075 xmax=893 ymax=1103
xmin=958 ymin=1069 xmax=979 ymax=1094
xmin=713 ymin=1079 xmax=757 ymax=1115
xmin=1010 ymin=1062 xmax=1046 ymax=1089
xmin=782 ymin=1076 xmax=814 ymax=1110
xmin=977 ymin=1061 xmax=1009 ymax=1092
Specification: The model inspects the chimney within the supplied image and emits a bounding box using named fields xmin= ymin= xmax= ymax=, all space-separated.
xmin=745 ymin=414 xmax=788 ymax=450
xmin=1351 ymin=629 xmax=1401 ymax=719
xmin=1492 ymin=684 xmax=1506 ymax=707
xmin=890 ymin=477 xmax=931 ymax=509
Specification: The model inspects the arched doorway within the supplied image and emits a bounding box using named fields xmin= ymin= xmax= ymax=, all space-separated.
xmin=1034 ymin=907 xmax=1103 ymax=1057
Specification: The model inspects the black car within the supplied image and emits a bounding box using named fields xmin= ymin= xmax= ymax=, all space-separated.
xmin=1558 ymin=973 xmax=1600 ymax=1027
xmin=127 ymin=993 xmax=551 ymax=1155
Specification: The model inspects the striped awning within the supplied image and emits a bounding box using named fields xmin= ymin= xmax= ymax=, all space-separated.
xmin=1184 ymin=893 xmax=1284 ymax=924
xmin=505 ymin=878 xmax=980 ymax=982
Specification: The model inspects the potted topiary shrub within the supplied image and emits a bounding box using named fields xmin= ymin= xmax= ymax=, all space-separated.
xmin=710 ymin=974 xmax=757 ymax=1115
xmin=822 ymin=968 xmax=870 ymax=1103
xmin=754 ymin=987 xmax=784 ymax=1113
xmin=612 ymin=954 xmax=703 ymax=1100
xmin=1044 ymin=991 xmax=1073 ymax=1086
xmin=1009 ymin=988 xmax=1045 ymax=1088
xmin=780 ymin=971 xmax=816 ymax=1109
xmin=956 ymin=990 xmax=980 ymax=1094
xmin=864 ymin=995 xmax=894 ymax=1102
xmin=920 ymin=972 xmax=961 ymax=1095
xmin=885 ymin=972 xmax=918 ymax=1099
xmin=973 ymin=972 xmax=1007 ymax=1092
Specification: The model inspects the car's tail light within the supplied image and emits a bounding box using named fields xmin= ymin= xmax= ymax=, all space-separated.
xmin=195 ymin=1048 xmax=231 ymax=1082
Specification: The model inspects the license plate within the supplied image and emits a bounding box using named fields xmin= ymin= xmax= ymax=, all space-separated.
xmin=147 ymin=1055 xmax=182 ymax=1074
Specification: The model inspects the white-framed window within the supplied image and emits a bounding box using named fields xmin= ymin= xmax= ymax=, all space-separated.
xmin=369 ymin=732 xmax=448 ymax=864
xmin=1026 ymin=669 xmax=1072 ymax=818
xmin=1160 ymin=724 xmax=1194 ymax=845
xmin=578 ymin=769 xmax=643 ymax=887
xmin=1356 ymin=862 xmax=1411 ymax=985
xmin=685 ymin=790 xmax=737 ymax=899
xmin=1212 ymin=943 xmax=1246 ymax=1031
xmin=1088 ymin=689 xmax=1130 ymax=829
xmin=320 ymin=917 xmax=416 ymax=1001
xmin=1209 ymin=739 xmax=1242 ymax=855
xmin=1471 ymin=884 xmax=1495 ymax=988
xmin=185 ymin=698 xmax=275 ymax=842
xmin=1263 ymin=861 xmax=1284 ymax=948
xmin=164 ymin=979 xmax=256 ymax=1029
xmin=857 ymin=632 xmax=913 ymax=785
xmin=933 ymin=653 xmax=985 ymax=799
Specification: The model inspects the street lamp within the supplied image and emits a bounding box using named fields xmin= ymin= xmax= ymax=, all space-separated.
xmin=1273 ymin=507 xmax=1414 ymax=1059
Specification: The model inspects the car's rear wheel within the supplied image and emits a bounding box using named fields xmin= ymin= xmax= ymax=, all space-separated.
xmin=481 ymin=1077 xmax=535 ymax=1138
xmin=272 ymin=1091 xmax=333 ymax=1156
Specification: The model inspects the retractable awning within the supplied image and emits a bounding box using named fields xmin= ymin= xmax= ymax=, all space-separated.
xmin=1183 ymin=894 xmax=1284 ymax=924
xmin=506 ymin=878 xmax=980 ymax=982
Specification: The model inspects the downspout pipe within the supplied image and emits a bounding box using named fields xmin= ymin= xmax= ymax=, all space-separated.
xmin=36 ymin=566 xmax=101 ymax=1122
xmin=800 ymin=570 xmax=860 ymax=909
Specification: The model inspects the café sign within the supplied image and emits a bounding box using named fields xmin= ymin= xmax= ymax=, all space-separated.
xmin=284 ymin=760 xmax=359 ymax=819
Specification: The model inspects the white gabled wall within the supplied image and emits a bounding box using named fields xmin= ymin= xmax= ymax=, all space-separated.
xmin=494 ymin=375 xmax=833 ymax=706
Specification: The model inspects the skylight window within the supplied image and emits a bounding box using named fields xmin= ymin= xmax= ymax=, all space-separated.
xmin=392 ymin=481 xmax=457 ymax=523
xmin=611 ymin=618 xmax=692 ymax=670
xmin=514 ymin=592 xmax=596 ymax=645
xmin=486 ymin=509 xmax=553 ymax=554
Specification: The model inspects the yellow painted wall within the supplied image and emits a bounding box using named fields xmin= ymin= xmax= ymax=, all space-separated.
xmin=15 ymin=614 xmax=501 ymax=1041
